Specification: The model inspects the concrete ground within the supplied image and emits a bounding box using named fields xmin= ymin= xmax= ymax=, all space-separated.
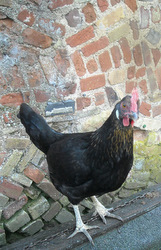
xmin=77 ymin=203 xmax=161 ymax=250
xmin=2 ymin=183 xmax=161 ymax=250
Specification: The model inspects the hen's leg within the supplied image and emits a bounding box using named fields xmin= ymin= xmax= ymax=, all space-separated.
xmin=91 ymin=196 xmax=123 ymax=224
xmin=68 ymin=205 xmax=99 ymax=245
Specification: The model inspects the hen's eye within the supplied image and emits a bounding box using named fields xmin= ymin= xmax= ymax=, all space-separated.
xmin=122 ymin=103 xmax=126 ymax=108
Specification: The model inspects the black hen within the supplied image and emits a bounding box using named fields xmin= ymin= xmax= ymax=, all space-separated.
xmin=18 ymin=89 xmax=139 ymax=244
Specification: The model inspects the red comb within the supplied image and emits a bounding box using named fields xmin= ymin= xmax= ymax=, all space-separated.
xmin=131 ymin=88 xmax=139 ymax=112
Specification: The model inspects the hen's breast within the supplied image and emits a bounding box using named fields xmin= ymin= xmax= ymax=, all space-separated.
xmin=87 ymin=126 xmax=133 ymax=194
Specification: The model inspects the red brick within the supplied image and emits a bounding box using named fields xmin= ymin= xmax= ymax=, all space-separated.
xmin=52 ymin=23 xmax=66 ymax=37
xmin=82 ymin=3 xmax=96 ymax=23
xmin=0 ymin=93 xmax=24 ymax=107
xmin=136 ymin=67 xmax=146 ymax=79
xmin=20 ymin=46 xmax=39 ymax=66
xmin=5 ymin=66 xmax=25 ymax=88
xmin=141 ymin=41 xmax=151 ymax=66
xmin=152 ymin=105 xmax=161 ymax=117
xmin=0 ymin=179 xmax=23 ymax=200
xmin=126 ymin=81 xmax=137 ymax=94
xmin=99 ymin=50 xmax=112 ymax=72
xmin=39 ymin=18 xmax=65 ymax=38
xmin=27 ymin=69 xmax=43 ymax=87
xmin=140 ymin=102 xmax=151 ymax=117
xmin=95 ymin=92 xmax=104 ymax=106
xmin=0 ymin=152 xmax=6 ymax=166
xmin=76 ymin=97 xmax=91 ymax=110
xmin=42 ymin=201 xmax=61 ymax=221
xmin=0 ymin=72 xmax=7 ymax=90
xmin=119 ymin=38 xmax=131 ymax=64
xmin=66 ymin=26 xmax=95 ymax=47
xmin=34 ymin=90 xmax=51 ymax=103
xmin=133 ymin=44 xmax=143 ymax=66
xmin=48 ymin=0 xmax=74 ymax=10
xmin=22 ymin=28 xmax=52 ymax=49
xmin=3 ymin=194 xmax=28 ymax=219
xmin=66 ymin=26 xmax=94 ymax=47
xmin=86 ymin=59 xmax=98 ymax=74
xmin=3 ymin=113 xmax=13 ymax=124
xmin=139 ymin=79 xmax=148 ymax=94
xmin=151 ymin=48 xmax=161 ymax=66
xmin=110 ymin=0 xmax=120 ymax=6
xmin=81 ymin=36 xmax=109 ymax=57
xmin=3 ymin=114 xmax=9 ymax=123
xmin=56 ymin=81 xmax=76 ymax=97
xmin=155 ymin=66 xmax=161 ymax=90
xmin=97 ymin=0 xmax=109 ymax=12
xmin=125 ymin=0 xmax=137 ymax=12
xmin=37 ymin=178 xmax=62 ymax=200
xmin=17 ymin=9 xmax=35 ymax=26
xmin=110 ymin=45 xmax=122 ymax=68
xmin=80 ymin=74 xmax=105 ymax=92
xmin=71 ymin=51 xmax=86 ymax=77
xmin=54 ymin=49 xmax=70 ymax=76
xmin=24 ymin=165 xmax=45 ymax=184
xmin=130 ymin=20 xmax=139 ymax=40
xmin=0 ymin=19 xmax=13 ymax=30
xmin=127 ymin=66 xmax=135 ymax=79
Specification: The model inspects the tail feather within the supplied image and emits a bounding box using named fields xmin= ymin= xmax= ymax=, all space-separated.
xmin=18 ymin=103 xmax=62 ymax=154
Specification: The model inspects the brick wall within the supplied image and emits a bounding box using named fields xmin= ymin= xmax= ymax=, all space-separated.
xmin=0 ymin=0 xmax=161 ymax=246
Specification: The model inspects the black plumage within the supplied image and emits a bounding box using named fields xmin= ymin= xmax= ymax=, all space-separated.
xmin=18 ymin=92 xmax=139 ymax=243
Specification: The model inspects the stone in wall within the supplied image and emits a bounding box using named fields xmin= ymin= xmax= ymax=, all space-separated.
xmin=21 ymin=219 xmax=44 ymax=236
xmin=5 ymin=210 xmax=30 ymax=233
xmin=27 ymin=195 xmax=50 ymax=220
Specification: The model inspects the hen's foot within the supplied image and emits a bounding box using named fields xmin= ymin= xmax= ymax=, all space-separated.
xmin=68 ymin=222 xmax=98 ymax=245
xmin=68 ymin=205 xmax=99 ymax=245
xmin=91 ymin=196 xmax=123 ymax=224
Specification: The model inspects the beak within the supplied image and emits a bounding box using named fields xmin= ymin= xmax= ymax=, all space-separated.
xmin=129 ymin=111 xmax=139 ymax=121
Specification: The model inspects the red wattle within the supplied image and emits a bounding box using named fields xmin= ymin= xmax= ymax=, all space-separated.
xmin=123 ymin=117 xmax=129 ymax=126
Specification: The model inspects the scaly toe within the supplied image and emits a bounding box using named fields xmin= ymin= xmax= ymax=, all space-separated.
xmin=91 ymin=196 xmax=123 ymax=224
xmin=68 ymin=223 xmax=99 ymax=245
xmin=104 ymin=210 xmax=123 ymax=222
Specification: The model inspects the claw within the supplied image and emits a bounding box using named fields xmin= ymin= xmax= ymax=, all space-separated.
xmin=69 ymin=205 xmax=99 ymax=245
xmin=68 ymin=223 xmax=98 ymax=245
xmin=91 ymin=196 xmax=123 ymax=224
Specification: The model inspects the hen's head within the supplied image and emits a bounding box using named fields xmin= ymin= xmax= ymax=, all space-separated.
xmin=115 ymin=88 xmax=139 ymax=127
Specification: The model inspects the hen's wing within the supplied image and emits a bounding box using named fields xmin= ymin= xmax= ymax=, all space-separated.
xmin=47 ymin=132 xmax=94 ymax=204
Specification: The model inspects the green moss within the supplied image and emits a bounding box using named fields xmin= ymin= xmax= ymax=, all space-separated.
xmin=133 ymin=132 xmax=161 ymax=185
xmin=132 ymin=172 xmax=150 ymax=183
xmin=133 ymin=156 xmax=146 ymax=171
xmin=150 ymin=169 xmax=161 ymax=184
xmin=134 ymin=141 xmax=146 ymax=156
xmin=146 ymin=132 xmax=157 ymax=146
xmin=145 ymin=155 xmax=161 ymax=171
xmin=124 ymin=180 xmax=147 ymax=190
xmin=118 ymin=188 xmax=136 ymax=199
xmin=156 ymin=174 xmax=161 ymax=184
xmin=134 ymin=141 xmax=161 ymax=156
